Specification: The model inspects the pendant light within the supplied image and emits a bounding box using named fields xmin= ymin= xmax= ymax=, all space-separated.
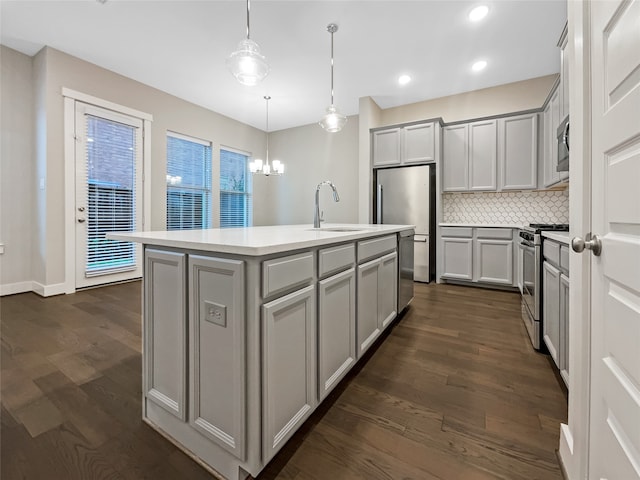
xmin=226 ymin=0 xmax=269 ymax=86
xmin=319 ymin=23 xmax=347 ymax=133
xmin=249 ymin=96 xmax=284 ymax=176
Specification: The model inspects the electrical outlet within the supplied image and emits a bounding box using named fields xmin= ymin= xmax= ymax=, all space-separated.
xmin=204 ymin=301 xmax=226 ymax=327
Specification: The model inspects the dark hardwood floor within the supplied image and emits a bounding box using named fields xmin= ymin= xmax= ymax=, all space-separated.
xmin=1 ymin=281 xmax=567 ymax=479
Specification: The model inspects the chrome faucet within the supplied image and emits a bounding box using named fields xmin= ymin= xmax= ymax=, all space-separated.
xmin=314 ymin=181 xmax=340 ymax=228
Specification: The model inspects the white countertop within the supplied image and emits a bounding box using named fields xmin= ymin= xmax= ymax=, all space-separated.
xmin=107 ymin=224 xmax=414 ymax=256
xmin=542 ymin=231 xmax=571 ymax=244
xmin=439 ymin=223 xmax=523 ymax=229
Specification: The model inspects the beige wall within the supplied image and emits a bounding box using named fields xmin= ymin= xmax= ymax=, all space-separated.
xmin=380 ymin=74 xmax=557 ymax=126
xmin=267 ymin=116 xmax=359 ymax=225
xmin=0 ymin=46 xmax=34 ymax=291
xmin=8 ymin=46 xmax=271 ymax=291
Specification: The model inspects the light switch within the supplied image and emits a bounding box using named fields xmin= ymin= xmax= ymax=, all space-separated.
xmin=204 ymin=301 xmax=227 ymax=327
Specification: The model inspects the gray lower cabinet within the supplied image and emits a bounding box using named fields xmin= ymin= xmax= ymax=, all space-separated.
xmin=318 ymin=267 xmax=356 ymax=400
xmin=543 ymin=260 xmax=561 ymax=366
xmin=144 ymin=249 xmax=188 ymax=421
xmin=559 ymin=273 xmax=570 ymax=385
xmin=357 ymin=251 xmax=398 ymax=357
xmin=262 ymin=285 xmax=316 ymax=462
xmin=189 ymin=255 xmax=245 ymax=458
xmin=144 ymin=249 xmax=247 ymax=460
xmin=474 ymin=238 xmax=513 ymax=285
xmin=441 ymin=237 xmax=473 ymax=280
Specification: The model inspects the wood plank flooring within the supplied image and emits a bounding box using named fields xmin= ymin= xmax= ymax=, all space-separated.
xmin=1 ymin=281 xmax=567 ymax=479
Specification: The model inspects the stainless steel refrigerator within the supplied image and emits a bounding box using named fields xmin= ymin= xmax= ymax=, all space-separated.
xmin=375 ymin=165 xmax=435 ymax=282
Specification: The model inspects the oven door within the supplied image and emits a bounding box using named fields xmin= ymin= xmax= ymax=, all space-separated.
xmin=521 ymin=241 xmax=538 ymax=320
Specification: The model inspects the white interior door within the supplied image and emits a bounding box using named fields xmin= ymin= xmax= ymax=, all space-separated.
xmin=75 ymin=103 xmax=143 ymax=289
xmin=588 ymin=1 xmax=640 ymax=478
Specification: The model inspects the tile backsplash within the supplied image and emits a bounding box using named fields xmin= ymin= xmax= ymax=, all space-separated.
xmin=442 ymin=189 xmax=569 ymax=225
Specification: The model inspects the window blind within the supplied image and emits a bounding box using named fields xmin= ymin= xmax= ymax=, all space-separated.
xmin=85 ymin=114 xmax=137 ymax=277
xmin=220 ymin=149 xmax=252 ymax=228
xmin=166 ymin=132 xmax=212 ymax=230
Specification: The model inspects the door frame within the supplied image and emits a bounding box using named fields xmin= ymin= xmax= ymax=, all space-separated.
xmin=63 ymin=88 xmax=153 ymax=294
xmin=558 ymin=2 xmax=592 ymax=479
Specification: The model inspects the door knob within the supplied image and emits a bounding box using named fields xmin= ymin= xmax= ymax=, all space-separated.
xmin=571 ymin=233 xmax=602 ymax=256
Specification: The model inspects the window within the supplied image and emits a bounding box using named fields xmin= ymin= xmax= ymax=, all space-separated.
xmin=166 ymin=132 xmax=212 ymax=230
xmin=220 ymin=148 xmax=252 ymax=227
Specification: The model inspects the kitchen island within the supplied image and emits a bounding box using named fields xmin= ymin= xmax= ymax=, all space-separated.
xmin=108 ymin=224 xmax=413 ymax=480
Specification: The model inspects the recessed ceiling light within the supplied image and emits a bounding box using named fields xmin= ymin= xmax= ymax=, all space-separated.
xmin=472 ymin=60 xmax=487 ymax=72
xmin=398 ymin=75 xmax=411 ymax=85
xmin=469 ymin=5 xmax=489 ymax=22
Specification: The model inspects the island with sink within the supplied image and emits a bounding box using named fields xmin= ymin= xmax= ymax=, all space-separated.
xmin=108 ymin=223 xmax=414 ymax=480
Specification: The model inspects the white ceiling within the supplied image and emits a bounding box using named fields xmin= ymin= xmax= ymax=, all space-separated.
xmin=1 ymin=0 xmax=567 ymax=132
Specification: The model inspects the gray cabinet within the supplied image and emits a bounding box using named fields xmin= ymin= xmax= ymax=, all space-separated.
xmin=543 ymin=261 xmax=561 ymax=366
xmin=499 ymin=113 xmax=538 ymax=190
xmin=543 ymin=88 xmax=562 ymax=187
xmin=357 ymin=251 xmax=398 ymax=356
xmin=443 ymin=120 xmax=497 ymax=192
xmin=372 ymin=122 xmax=436 ymax=167
xmin=560 ymin=273 xmax=570 ymax=386
xmin=318 ymin=267 xmax=356 ymax=400
xmin=440 ymin=227 xmax=518 ymax=287
xmin=442 ymin=124 xmax=469 ymax=191
xmin=372 ymin=128 xmax=401 ymax=166
xmin=144 ymin=249 xmax=187 ymax=421
xmin=262 ymin=285 xmax=316 ymax=462
xmin=441 ymin=236 xmax=473 ymax=280
xmin=474 ymin=238 xmax=513 ymax=285
xmin=189 ymin=255 xmax=245 ymax=458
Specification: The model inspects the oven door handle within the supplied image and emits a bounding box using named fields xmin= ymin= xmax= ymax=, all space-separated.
xmin=520 ymin=242 xmax=535 ymax=252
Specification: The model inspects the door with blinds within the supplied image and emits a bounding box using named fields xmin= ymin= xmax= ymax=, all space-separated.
xmin=75 ymin=103 xmax=143 ymax=289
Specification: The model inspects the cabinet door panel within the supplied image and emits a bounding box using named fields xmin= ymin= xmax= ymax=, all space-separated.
xmin=542 ymin=101 xmax=556 ymax=187
xmin=442 ymin=125 xmax=469 ymax=191
xmin=469 ymin=120 xmax=497 ymax=191
xmin=318 ymin=268 xmax=356 ymax=400
xmin=543 ymin=261 xmax=561 ymax=366
xmin=144 ymin=249 xmax=187 ymax=420
xmin=404 ymin=122 xmax=435 ymax=164
xmin=499 ymin=113 xmax=538 ymax=190
xmin=263 ymin=285 xmax=316 ymax=462
xmin=189 ymin=255 xmax=245 ymax=458
xmin=474 ymin=239 xmax=513 ymax=285
xmin=357 ymin=259 xmax=382 ymax=356
xmin=378 ymin=252 xmax=398 ymax=329
xmin=559 ymin=274 xmax=570 ymax=386
xmin=372 ymin=128 xmax=401 ymax=166
xmin=441 ymin=238 xmax=473 ymax=280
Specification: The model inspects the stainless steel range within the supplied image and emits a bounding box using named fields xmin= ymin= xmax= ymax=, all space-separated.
xmin=519 ymin=223 xmax=569 ymax=350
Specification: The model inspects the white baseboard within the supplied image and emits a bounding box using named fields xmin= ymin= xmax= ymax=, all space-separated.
xmin=0 ymin=281 xmax=33 ymax=296
xmin=559 ymin=423 xmax=574 ymax=479
xmin=32 ymin=281 xmax=67 ymax=297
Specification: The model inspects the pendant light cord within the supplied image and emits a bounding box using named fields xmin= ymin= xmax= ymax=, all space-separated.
xmin=265 ymin=95 xmax=270 ymax=166
xmin=329 ymin=25 xmax=335 ymax=105
xmin=246 ymin=0 xmax=251 ymax=39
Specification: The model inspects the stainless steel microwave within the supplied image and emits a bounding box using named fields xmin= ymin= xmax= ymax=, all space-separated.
xmin=557 ymin=116 xmax=569 ymax=172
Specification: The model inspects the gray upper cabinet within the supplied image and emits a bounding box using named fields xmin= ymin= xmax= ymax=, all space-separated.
xmin=499 ymin=113 xmax=538 ymax=190
xmin=372 ymin=128 xmax=401 ymax=166
xmin=559 ymin=25 xmax=569 ymax=122
xmin=469 ymin=120 xmax=498 ymax=191
xmin=543 ymin=88 xmax=562 ymax=187
xmin=403 ymin=122 xmax=436 ymax=164
xmin=442 ymin=124 xmax=469 ymax=191
xmin=372 ymin=122 xmax=436 ymax=167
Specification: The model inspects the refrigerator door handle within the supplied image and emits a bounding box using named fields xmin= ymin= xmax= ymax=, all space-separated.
xmin=377 ymin=184 xmax=383 ymax=224
xmin=413 ymin=235 xmax=428 ymax=242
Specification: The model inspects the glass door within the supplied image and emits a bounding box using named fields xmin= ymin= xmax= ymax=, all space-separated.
xmin=74 ymin=103 xmax=143 ymax=289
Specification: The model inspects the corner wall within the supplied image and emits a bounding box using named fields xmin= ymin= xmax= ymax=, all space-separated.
xmin=0 ymin=46 xmax=34 ymax=294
